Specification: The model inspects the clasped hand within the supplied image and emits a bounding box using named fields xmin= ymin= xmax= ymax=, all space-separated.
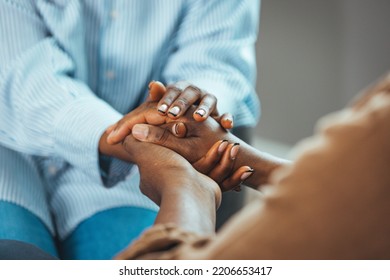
xmin=103 ymin=81 xmax=253 ymax=205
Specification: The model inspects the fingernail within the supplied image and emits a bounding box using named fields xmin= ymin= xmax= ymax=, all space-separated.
xmin=132 ymin=124 xmax=149 ymax=140
xmin=226 ymin=117 xmax=233 ymax=125
xmin=230 ymin=143 xmax=240 ymax=159
xmin=158 ymin=104 xmax=168 ymax=114
xmin=168 ymin=106 xmax=180 ymax=117
xmin=195 ymin=109 xmax=206 ymax=117
xmin=240 ymin=168 xmax=254 ymax=181
xmin=173 ymin=123 xmax=179 ymax=136
xmin=218 ymin=140 xmax=229 ymax=154
xmin=172 ymin=123 xmax=185 ymax=136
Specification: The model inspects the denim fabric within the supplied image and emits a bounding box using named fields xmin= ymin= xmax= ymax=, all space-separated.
xmin=59 ymin=206 xmax=157 ymax=260
xmin=0 ymin=201 xmax=157 ymax=259
xmin=0 ymin=201 xmax=58 ymax=257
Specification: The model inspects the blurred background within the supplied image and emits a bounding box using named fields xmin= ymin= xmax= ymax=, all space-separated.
xmin=253 ymin=0 xmax=390 ymax=157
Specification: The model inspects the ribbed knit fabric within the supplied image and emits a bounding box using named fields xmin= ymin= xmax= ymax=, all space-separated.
xmin=0 ymin=0 xmax=260 ymax=239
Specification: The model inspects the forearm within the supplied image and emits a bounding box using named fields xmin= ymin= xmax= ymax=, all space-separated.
xmin=154 ymin=178 xmax=217 ymax=235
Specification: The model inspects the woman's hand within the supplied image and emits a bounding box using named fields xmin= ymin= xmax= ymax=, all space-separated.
xmin=123 ymin=134 xmax=221 ymax=208
xmin=124 ymin=135 xmax=222 ymax=235
xmin=105 ymin=81 xmax=233 ymax=145
xmin=126 ymin=106 xmax=231 ymax=164
xmin=125 ymin=107 xmax=287 ymax=190
xmin=193 ymin=140 xmax=254 ymax=192
xmin=147 ymin=81 xmax=233 ymax=127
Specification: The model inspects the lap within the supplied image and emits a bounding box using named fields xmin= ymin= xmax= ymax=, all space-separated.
xmin=0 ymin=201 xmax=58 ymax=257
xmin=59 ymin=206 xmax=157 ymax=260
xmin=0 ymin=146 xmax=157 ymax=259
xmin=0 ymin=202 xmax=157 ymax=260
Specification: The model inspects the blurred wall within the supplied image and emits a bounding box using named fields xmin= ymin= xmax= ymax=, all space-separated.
xmin=255 ymin=0 xmax=390 ymax=145
xmin=341 ymin=0 xmax=390 ymax=103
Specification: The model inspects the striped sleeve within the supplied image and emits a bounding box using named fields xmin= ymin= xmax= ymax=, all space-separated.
xmin=162 ymin=0 xmax=261 ymax=127
xmin=0 ymin=0 xmax=122 ymax=184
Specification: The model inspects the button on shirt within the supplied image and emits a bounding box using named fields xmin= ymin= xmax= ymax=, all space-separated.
xmin=0 ymin=0 xmax=260 ymax=239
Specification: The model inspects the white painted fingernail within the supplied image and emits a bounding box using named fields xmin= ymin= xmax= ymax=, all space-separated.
xmin=168 ymin=106 xmax=180 ymax=116
xmin=195 ymin=108 xmax=206 ymax=117
xmin=158 ymin=104 xmax=168 ymax=113
xmin=132 ymin=124 xmax=149 ymax=140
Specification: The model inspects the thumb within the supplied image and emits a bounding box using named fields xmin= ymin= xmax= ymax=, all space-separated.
xmin=132 ymin=122 xmax=187 ymax=145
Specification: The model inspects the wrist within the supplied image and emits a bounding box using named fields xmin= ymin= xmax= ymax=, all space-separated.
xmin=224 ymin=133 xmax=287 ymax=188
xmin=157 ymin=173 xmax=220 ymax=235
xmin=163 ymin=174 xmax=221 ymax=210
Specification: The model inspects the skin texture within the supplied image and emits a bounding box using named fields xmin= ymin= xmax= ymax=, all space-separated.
xmin=116 ymin=74 xmax=390 ymax=260
xmin=121 ymin=135 xmax=222 ymax=236
xmin=126 ymin=107 xmax=287 ymax=191
xmin=100 ymin=81 xmax=245 ymax=189
xmin=100 ymin=127 xmax=248 ymax=190
xmin=105 ymin=81 xmax=233 ymax=146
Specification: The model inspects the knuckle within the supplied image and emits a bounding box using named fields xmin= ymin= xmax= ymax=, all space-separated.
xmin=174 ymin=97 xmax=190 ymax=108
xmin=204 ymin=93 xmax=217 ymax=104
xmin=155 ymin=127 xmax=170 ymax=145
xmin=160 ymin=95 xmax=175 ymax=105
xmin=209 ymin=157 xmax=220 ymax=166
xmin=185 ymin=85 xmax=202 ymax=98
xmin=163 ymin=87 xmax=182 ymax=104
xmin=166 ymin=85 xmax=182 ymax=94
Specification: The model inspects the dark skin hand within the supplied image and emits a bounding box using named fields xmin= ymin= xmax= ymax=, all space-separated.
xmin=105 ymin=81 xmax=233 ymax=145
xmin=99 ymin=108 xmax=250 ymax=190
xmin=99 ymin=81 xmax=241 ymax=189
xmin=125 ymin=106 xmax=288 ymax=191
xmin=116 ymin=74 xmax=390 ymax=260
xmin=123 ymin=134 xmax=222 ymax=235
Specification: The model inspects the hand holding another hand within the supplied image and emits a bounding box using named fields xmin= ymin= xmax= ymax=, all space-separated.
xmin=105 ymin=81 xmax=234 ymax=145
xmin=123 ymin=134 xmax=222 ymax=209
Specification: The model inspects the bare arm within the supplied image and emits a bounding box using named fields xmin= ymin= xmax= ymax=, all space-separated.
xmin=121 ymin=135 xmax=221 ymax=235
